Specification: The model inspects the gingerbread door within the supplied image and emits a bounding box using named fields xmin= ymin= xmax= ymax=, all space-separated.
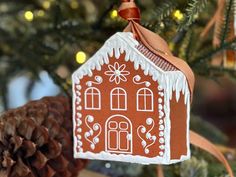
xmin=105 ymin=115 xmax=132 ymax=154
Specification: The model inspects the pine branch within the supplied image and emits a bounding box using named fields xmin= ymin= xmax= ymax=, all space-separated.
xmin=141 ymin=1 xmax=177 ymax=32
xmin=185 ymin=31 xmax=197 ymax=61
xmin=142 ymin=2 xmax=176 ymax=31
xmin=178 ymin=0 xmax=208 ymax=31
xmin=153 ymin=1 xmax=177 ymax=22
xmin=220 ymin=0 xmax=234 ymax=46
xmin=93 ymin=1 xmax=117 ymax=30
xmin=190 ymin=37 xmax=236 ymax=67
xmin=179 ymin=30 xmax=193 ymax=60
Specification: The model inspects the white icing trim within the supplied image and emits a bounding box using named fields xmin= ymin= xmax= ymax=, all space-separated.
xmin=105 ymin=62 xmax=130 ymax=84
xmin=72 ymin=32 xmax=191 ymax=164
xmin=86 ymin=75 xmax=103 ymax=87
xmin=84 ymin=115 xmax=102 ymax=150
xmin=158 ymin=87 xmax=165 ymax=157
xmin=73 ymin=82 xmax=77 ymax=154
xmin=137 ymin=118 xmax=157 ymax=154
xmin=133 ymin=75 xmax=151 ymax=87
xmin=74 ymin=151 xmax=190 ymax=165
xmin=73 ymin=83 xmax=84 ymax=153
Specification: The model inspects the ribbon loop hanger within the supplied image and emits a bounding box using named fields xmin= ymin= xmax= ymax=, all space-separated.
xmin=118 ymin=0 xmax=141 ymax=23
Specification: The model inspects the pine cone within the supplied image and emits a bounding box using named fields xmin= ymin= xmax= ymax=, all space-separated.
xmin=0 ymin=96 xmax=87 ymax=177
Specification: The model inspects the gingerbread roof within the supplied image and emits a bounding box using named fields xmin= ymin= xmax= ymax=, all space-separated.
xmin=73 ymin=32 xmax=190 ymax=104
xmin=136 ymin=43 xmax=178 ymax=72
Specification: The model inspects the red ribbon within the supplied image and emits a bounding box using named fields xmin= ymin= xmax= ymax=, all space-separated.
xmin=118 ymin=0 xmax=141 ymax=23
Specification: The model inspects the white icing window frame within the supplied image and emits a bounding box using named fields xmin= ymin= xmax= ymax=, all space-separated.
xmin=84 ymin=87 xmax=101 ymax=110
xmin=137 ymin=88 xmax=154 ymax=112
xmin=110 ymin=87 xmax=127 ymax=111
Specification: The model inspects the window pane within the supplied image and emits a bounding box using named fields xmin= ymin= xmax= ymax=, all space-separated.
xmin=87 ymin=88 xmax=93 ymax=94
xmin=119 ymin=89 xmax=125 ymax=95
xmin=93 ymin=88 xmax=99 ymax=94
xmin=119 ymin=95 xmax=126 ymax=109
xmin=139 ymin=89 xmax=145 ymax=95
xmin=93 ymin=94 xmax=100 ymax=108
xmin=146 ymin=90 xmax=152 ymax=96
xmin=112 ymin=95 xmax=119 ymax=109
xmin=146 ymin=95 xmax=153 ymax=110
xmin=112 ymin=89 xmax=119 ymax=95
xmin=138 ymin=95 xmax=145 ymax=110
xmin=86 ymin=95 xmax=93 ymax=108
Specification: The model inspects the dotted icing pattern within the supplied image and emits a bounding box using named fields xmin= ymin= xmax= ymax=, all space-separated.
xmin=158 ymin=85 xmax=165 ymax=157
xmin=75 ymin=83 xmax=83 ymax=153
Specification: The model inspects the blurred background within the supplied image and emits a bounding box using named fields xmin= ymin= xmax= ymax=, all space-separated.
xmin=0 ymin=0 xmax=236 ymax=176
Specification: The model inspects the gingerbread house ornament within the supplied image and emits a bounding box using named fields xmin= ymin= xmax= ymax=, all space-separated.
xmin=72 ymin=1 xmax=195 ymax=165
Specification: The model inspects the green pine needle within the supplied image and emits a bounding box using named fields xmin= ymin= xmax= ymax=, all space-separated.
xmin=190 ymin=37 xmax=236 ymax=67
xmin=220 ymin=0 xmax=235 ymax=46
xmin=178 ymin=0 xmax=208 ymax=31
xmin=153 ymin=1 xmax=177 ymax=22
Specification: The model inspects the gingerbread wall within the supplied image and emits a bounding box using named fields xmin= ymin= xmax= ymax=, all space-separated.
xmin=170 ymin=92 xmax=188 ymax=160
xmin=74 ymin=54 xmax=190 ymax=161
xmin=74 ymin=54 xmax=165 ymax=158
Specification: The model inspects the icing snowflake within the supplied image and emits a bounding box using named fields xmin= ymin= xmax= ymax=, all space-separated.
xmin=105 ymin=62 xmax=130 ymax=84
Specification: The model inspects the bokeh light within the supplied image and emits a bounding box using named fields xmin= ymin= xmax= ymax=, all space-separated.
xmin=24 ymin=11 xmax=34 ymax=22
xmin=76 ymin=51 xmax=87 ymax=64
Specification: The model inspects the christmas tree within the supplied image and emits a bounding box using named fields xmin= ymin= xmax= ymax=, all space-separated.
xmin=0 ymin=0 xmax=236 ymax=176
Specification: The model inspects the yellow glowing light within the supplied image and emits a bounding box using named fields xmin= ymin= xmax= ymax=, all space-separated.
xmin=110 ymin=9 xmax=118 ymax=19
xmin=76 ymin=51 xmax=87 ymax=64
xmin=37 ymin=10 xmax=45 ymax=17
xmin=173 ymin=10 xmax=184 ymax=21
xmin=194 ymin=14 xmax=199 ymax=19
xmin=24 ymin=11 xmax=34 ymax=22
xmin=160 ymin=22 xmax=165 ymax=28
xmin=43 ymin=1 xmax=51 ymax=9
xmin=70 ymin=1 xmax=79 ymax=9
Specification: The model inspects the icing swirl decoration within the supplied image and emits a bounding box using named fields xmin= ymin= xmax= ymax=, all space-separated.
xmin=86 ymin=76 xmax=103 ymax=87
xmin=133 ymin=75 xmax=151 ymax=87
xmin=105 ymin=62 xmax=130 ymax=84
xmin=84 ymin=115 xmax=102 ymax=150
xmin=137 ymin=118 xmax=157 ymax=154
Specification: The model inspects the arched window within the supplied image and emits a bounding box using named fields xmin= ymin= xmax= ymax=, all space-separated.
xmin=137 ymin=88 xmax=153 ymax=111
xmin=84 ymin=87 xmax=101 ymax=110
xmin=110 ymin=88 xmax=127 ymax=110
